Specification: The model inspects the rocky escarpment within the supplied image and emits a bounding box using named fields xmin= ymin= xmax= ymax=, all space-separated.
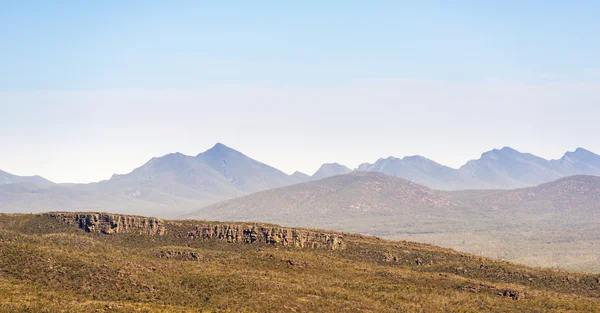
xmin=44 ymin=212 xmax=166 ymax=236
xmin=188 ymin=224 xmax=344 ymax=250
xmin=42 ymin=213 xmax=344 ymax=250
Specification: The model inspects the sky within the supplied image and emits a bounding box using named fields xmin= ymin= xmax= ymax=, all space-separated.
xmin=1 ymin=1 xmax=600 ymax=183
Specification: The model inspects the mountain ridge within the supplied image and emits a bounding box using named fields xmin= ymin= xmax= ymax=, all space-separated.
xmin=2 ymin=144 xmax=600 ymax=220
xmin=0 ymin=169 xmax=55 ymax=188
xmin=184 ymin=172 xmax=600 ymax=272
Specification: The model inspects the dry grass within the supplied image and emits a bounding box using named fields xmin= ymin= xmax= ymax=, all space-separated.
xmin=1 ymin=213 xmax=599 ymax=312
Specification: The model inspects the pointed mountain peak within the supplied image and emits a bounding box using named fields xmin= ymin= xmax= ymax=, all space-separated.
xmin=211 ymin=142 xmax=229 ymax=150
xmin=205 ymin=142 xmax=232 ymax=152
xmin=197 ymin=142 xmax=243 ymax=158
xmin=574 ymin=147 xmax=594 ymax=155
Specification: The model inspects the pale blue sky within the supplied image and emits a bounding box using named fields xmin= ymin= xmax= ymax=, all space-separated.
xmin=1 ymin=1 xmax=600 ymax=182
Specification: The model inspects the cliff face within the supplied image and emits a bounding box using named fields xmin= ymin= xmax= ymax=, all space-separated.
xmin=44 ymin=212 xmax=166 ymax=236
xmin=188 ymin=224 xmax=344 ymax=250
xmin=43 ymin=212 xmax=344 ymax=250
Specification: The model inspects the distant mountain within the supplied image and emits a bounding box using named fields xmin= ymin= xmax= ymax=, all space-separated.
xmin=183 ymin=172 xmax=467 ymax=233
xmin=3 ymin=144 xmax=600 ymax=219
xmin=459 ymin=175 xmax=600 ymax=213
xmin=357 ymin=155 xmax=462 ymax=189
xmin=0 ymin=143 xmax=300 ymax=218
xmin=291 ymin=171 xmax=312 ymax=183
xmin=358 ymin=147 xmax=600 ymax=190
xmin=196 ymin=143 xmax=297 ymax=192
xmin=0 ymin=169 xmax=55 ymax=188
xmin=312 ymin=163 xmax=352 ymax=180
xmin=106 ymin=151 xmax=246 ymax=209
xmin=550 ymin=148 xmax=600 ymax=176
xmin=184 ymin=172 xmax=600 ymax=271
xmin=455 ymin=147 xmax=563 ymax=189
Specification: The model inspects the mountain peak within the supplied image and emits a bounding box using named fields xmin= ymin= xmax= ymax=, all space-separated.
xmin=212 ymin=142 xmax=228 ymax=149
xmin=203 ymin=142 xmax=232 ymax=153
xmin=0 ymin=169 xmax=55 ymax=188
xmin=478 ymin=147 xmax=521 ymax=160
xmin=402 ymin=155 xmax=430 ymax=162
xmin=197 ymin=142 xmax=244 ymax=159
xmin=291 ymin=171 xmax=312 ymax=182
xmin=312 ymin=163 xmax=352 ymax=180
xmin=561 ymin=147 xmax=599 ymax=160
xmin=500 ymin=146 xmax=518 ymax=153
xmin=573 ymin=147 xmax=594 ymax=155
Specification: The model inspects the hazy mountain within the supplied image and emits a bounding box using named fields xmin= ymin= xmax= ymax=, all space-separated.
xmin=456 ymin=147 xmax=563 ymax=189
xmin=196 ymin=143 xmax=298 ymax=192
xmin=184 ymin=172 xmax=473 ymax=232
xmin=184 ymin=173 xmax=600 ymax=271
xmin=550 ymin=148 xmax=600 ymax=176
xmin=3 ymin=144 xmax=600 ymax=220
xmin=109 ymin=151 xmax=244 ymax=198
xmin=311 ymin=163 xmax=352 ymax=180
xmin=0 ymin=143 xmax=300 ymax=218
xmin=291 ymin=171 xmax=312 ymax=182
xmin=358 ymin=147 xmax=600 ymax=190
xmin=0 ymin=169 xmax=55 ymax=188
xmin=357 ymin=155 xmax=463 ymax=189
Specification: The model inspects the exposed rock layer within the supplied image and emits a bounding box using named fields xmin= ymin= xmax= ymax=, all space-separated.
xmin=153 ymin=249 xmax=201 ymax=261
xmin=188 ymin=224 xmax=344 ymax=250
xmin=44 ymin=212 xmax=166 ymax=236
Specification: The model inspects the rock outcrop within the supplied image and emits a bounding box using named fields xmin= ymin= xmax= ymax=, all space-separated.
xmin=153 ymin=249 xmax=201 ymax=261
xmin=188 ymin=224 xmax=344 ymax=250
xmin=42 ymin=213 xmax=343 ymax=250
xmin=44 ymin=212 xmax=165 ymax=236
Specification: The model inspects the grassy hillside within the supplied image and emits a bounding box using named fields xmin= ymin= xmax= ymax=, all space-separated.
xmin=1 ymin=213 xmax=600 ymax=312
xmin=185 ymin=172 xmax=600 ymax=272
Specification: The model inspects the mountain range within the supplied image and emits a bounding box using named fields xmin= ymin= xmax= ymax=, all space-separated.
xmin=1 ymin=143 xmax=600 ymax=219
xmin=357 ymin=147 xmax=600 ymax=189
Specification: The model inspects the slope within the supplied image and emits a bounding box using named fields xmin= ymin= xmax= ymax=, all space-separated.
xmin=0 ymin=143 xmax=301 ymax=218
xmin=357 ymin=155 xmax=464 ymax=189
xmin=185 ymin=173 xmax=600 ymax=271
xmin=358 ymin=147 xmax=600 ymax=190
xmin=1 ymin=212 xmax=599 ymax=312
xmin=0 ymin=169 xmax=55 ymax=188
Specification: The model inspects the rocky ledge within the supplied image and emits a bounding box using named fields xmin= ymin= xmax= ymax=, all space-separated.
xmin=188 ymin=224 xmax=344 ymax=250
xmin=42 ymin=213 xmax=344 ymax=250
xmin=44 ymin=212 xmax=166 ymax=236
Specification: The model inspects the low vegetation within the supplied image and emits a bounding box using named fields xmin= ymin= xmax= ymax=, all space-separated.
xmin=1 ymin=213 xmax=599 ymax=312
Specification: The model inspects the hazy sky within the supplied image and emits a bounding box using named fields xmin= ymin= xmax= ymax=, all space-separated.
xmin=2 ymin=1 xmax=600 ymax=183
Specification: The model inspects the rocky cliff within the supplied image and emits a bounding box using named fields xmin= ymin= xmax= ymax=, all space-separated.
xmin=187 ymin=224 xmax=344 ymax=250
xmin=43 ymin=212 xmax=344 ymax=250
xmin=44 ymin=212 xmax=166 ymax=236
